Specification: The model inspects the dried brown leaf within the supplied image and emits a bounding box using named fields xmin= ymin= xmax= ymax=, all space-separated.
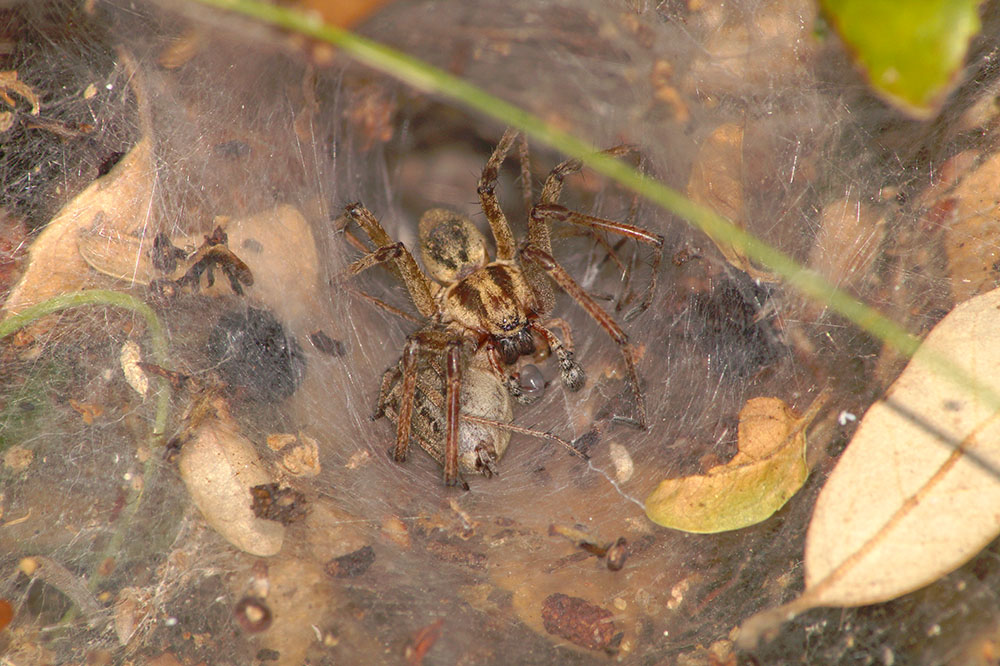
xmin=686 ymin=123 xmax=776 ymax=281
xmin=120 ymin=340 xmax=148 ymax=397
xmin=69 ymin=398 xmax=104 ymax=425
xmin=1 ymin=136 xmax=155 ymax=319
xmin=942 ymin=151 xmax=1000 ymax=302
xmin=740 ymin=286 xmax=1000 ymax=646
xmin=807 ymin=196 xmax=885 ymax=296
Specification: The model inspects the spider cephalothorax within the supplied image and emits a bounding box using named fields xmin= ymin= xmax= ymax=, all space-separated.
xmin=340 ymin=128 xmax=663 ymax=486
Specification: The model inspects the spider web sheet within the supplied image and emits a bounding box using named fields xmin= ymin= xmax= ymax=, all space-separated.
xmin=1 ymin=0 xmax=999 ymax=664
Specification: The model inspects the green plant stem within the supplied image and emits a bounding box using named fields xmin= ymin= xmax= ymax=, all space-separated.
xmin=188 ymin=0 xmax=920 ymax=352
xmin=1 ymin=290 xmax=172 ymax=596
xmin=1 ymin=289 xmax=170 ymax=435
xmin=190 ymin=1 xmax=997 ymax=412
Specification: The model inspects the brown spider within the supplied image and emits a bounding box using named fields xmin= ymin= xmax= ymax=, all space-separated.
xmin=340 ymin=128 xmax=663 ymax=486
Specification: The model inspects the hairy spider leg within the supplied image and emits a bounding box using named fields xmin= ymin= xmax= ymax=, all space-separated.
xmin=530 ymin=322 xmax=585 ymax=392
xmin=517 ymin=131 xmax=533 ymax=218
xmin=395 ymin=338 xmax=420 ymax=465
xmin=535 ymin=143 xmax=639 ymax=250
xmin=460 ymin=412 xmax=588 ymax=461
xmin=477 ymin=127 xmax=519 ymax=261
xmin=340 ymin=203 xmax=437 ymax=318
xmin=443 ymin=340 xmax=463 ymax=485
xmin=519 ymin=244 xmax=647 ymax=429
xmin=536 ymin=143 xmax=662 ymax=320
xmin=530 ymin=203 xmax=664 ymax=319
xmin=343 ymin=285 xmax=421 ymax=324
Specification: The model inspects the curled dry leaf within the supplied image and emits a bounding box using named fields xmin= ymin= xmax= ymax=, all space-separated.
xmin=178 ymin=397 xmax=284 ymax=557
xmin=739 ymin=286 xmax=1000 ymax=647
xmin=279 ymin=434 xmax=321 ymax=477
xmin=940 ymin=150 xmax=1000 ymax=302
xmin=266 ymin=432 xmax=297 ymax=451
xmin=645 ymin=396 xmax=822 ymax=533
xmin=685 ymin=123 xmax=776 ymax=282
xmin=0 ymin=70 xmax=41 ymax=115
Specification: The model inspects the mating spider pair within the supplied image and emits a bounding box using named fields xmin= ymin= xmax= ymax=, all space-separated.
xmin=340 ymin=128 xmax=663 ymax=486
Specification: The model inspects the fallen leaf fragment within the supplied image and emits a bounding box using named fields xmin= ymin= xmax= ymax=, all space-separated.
xmin=278 ymin=432 xmax=321 ymax=477
xmin=120 ymin=340 xmax=148 ymax=397
xmin=940 ymin=150 xmax=1000 ymax=302
xmin=807 ymin=196 xmax=885 ymax=297
xmin=0 ymin=599 xmax=12 ymax=631
xmin=3 ymin=445 xmax=33 ymax=471
xmin=266 ymin=432 xmax=298 ymax=451
xmin=739 ymin=286 xmax=1000 ymax=647
xmin=177 ymin=396 xmax=284 ymax=557
xmin=686 ymin=123 xmax=775 ymax=281
xmin=324 ymin=545 xmax=375 ymax=579
xmin=69 ymin=398 xmax=104 ymax=425
xmin=404 ymin=618 xmax=444 ymax=666
xmin=0 ymin=70 xmax=41 ymax=115
xmin=645 ymin=396 xmax=822 ymax=533
xmin=114 ymin=587 xmax=153 ymax=646
xmin=541 ymin=593 xmax=619 ymax=652
xmin=1 ymin=135 xmax=155 ymax=321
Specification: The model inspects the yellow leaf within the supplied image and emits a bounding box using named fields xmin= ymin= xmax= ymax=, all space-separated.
xmin=645 ymin=396 xmax=819 ymax=534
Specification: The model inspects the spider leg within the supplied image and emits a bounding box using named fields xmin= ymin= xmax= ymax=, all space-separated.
xmin=443 ymin=340 xmax=463 ymax=486
xmin=374 ymin=364 xmax=401 ymax=420
xmin=530 ymin=203 xmax=663 ymax=320
xmin=340 ymin=203 xmax=437 ymax=318
xmin=345 ymin=284 xmax=421 ymax=324
xmin=531 ymin=322 xmax=584 ymax=392
xmin=486 ymin=346 xmax=540 ymax=405
xmin=216 ymin=248 xmax=254 ymax=296
xmin=394 ymin=339 xmax=420 ymax=463
xmin=477 ymin=127 xmax=519 ymax=261
xmin=541 ymin=317 xmax=576 ymax=353
xmin=517 ymin=132 xmax=533 ymax=218
xmin=520 ymin=243 xmax=647 ymax=429
xmin=539 ymin=144 xmax=638 ymax=208
xmin=460 ymin=413 xmax=589 ymax=462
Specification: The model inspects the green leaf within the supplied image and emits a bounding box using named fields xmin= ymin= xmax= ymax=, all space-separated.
xmin=821 ymin=0 xmax=982 ymax=118
xmin=645 ymin=397 xmax=819 ymax=534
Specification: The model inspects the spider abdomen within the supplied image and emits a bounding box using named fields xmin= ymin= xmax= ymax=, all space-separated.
xmin=379 ymin=360 xmax=512 ymax=477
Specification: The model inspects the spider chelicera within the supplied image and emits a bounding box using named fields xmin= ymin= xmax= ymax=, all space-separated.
xmin=339 ymin=128 xmax=663 ymax=486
